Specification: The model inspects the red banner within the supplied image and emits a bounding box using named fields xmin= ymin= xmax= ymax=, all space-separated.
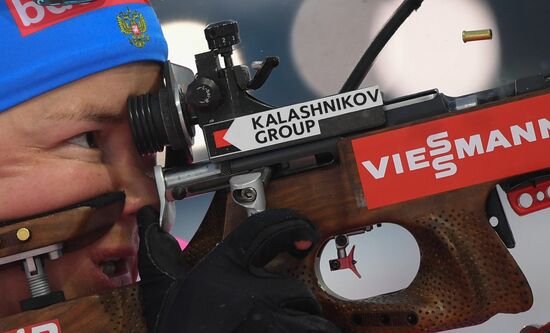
xmin=352 ymin=93 xmax=550 ymax=209
xmin=6 ymin=0 xmax=149 ymax=36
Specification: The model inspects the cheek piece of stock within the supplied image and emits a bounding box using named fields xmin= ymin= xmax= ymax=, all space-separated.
xmin=0 ymin=192 xmax=126 ymax=311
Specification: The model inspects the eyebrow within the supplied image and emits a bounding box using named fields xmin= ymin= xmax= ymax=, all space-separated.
xmin=46 ymin=105 xmax=125 ymax=124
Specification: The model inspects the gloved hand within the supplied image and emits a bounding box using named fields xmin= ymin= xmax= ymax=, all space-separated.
xmin=137 ymin=206 xmax=342 ymax=333
xmin=137 ymin=206 xmax=188 ymax=333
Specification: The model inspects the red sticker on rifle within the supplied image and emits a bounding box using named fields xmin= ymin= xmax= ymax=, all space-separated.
xmin=5 ymin=319 xmax=61 ymax=333
xmin=213 ymin=128 xmax=231 ymax=148
xmin=352 ymin=93 xmax=550 ymax=209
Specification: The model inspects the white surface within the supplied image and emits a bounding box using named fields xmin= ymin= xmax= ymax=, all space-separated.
xmin=223 ymin=86 xmax=381 ymax=151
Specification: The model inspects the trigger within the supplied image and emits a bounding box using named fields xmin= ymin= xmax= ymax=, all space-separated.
xmin=342 ymin=246 xmax=361 ymax=278
xmin=329 ymin=245 xmax=362 ymax=279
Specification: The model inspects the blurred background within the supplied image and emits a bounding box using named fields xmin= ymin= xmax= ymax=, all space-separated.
xmin=151 ymin=0 xmax=550 ymax=332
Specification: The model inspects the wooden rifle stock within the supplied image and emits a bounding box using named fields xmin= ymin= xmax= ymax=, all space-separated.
xmin=0 ymin=155 xmax=533 ymax=333
xmin=218 ymin=139 xmax=532 ymax=332
xmin=0 ymin=284 xmax=147 ymax=332
xmin=0 ymin=196 xmax=150 ymax=333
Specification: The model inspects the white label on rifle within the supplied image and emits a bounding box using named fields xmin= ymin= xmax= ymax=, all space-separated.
xmin=223 ymin=86 xmax=382 ymax=151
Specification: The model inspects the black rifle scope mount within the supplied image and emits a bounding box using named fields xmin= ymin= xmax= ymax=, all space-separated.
xmin=128 ymin=20 xmax=279 ymax=162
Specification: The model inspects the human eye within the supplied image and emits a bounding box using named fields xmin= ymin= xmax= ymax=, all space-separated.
xmin=66 ymin=131 xmax=98 ymax=149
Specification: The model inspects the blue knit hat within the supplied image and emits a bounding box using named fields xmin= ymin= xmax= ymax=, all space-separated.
xmin=0 ymin=0 xmax=168 ymax=112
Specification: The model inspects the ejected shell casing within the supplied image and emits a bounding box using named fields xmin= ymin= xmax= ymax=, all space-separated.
xmin=462 ymin=29 xmax=493 ymax=43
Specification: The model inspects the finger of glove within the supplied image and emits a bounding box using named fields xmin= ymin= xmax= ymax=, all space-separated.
xmin=137 ymin=206 xmax=187 ymax=281
xmin=234 ymin=309 xmax=342 ymax=333
xmin=139 ymin=278 xmax=180 ymax=333
xmin=221 ymin=209 xmax=319 ymax=268
xmin=242 ymin=270 xmax=323 ymax=316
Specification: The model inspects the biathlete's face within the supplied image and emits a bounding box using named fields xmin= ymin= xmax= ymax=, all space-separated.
xmin=0 ymin=62 xmax=161 ymax=316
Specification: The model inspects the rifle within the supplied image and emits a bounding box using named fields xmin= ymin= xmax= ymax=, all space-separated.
xmin=130 ymin=2 xmax=548 ymax=330
xmin=1 ymin=0 xmax=549 ymax=332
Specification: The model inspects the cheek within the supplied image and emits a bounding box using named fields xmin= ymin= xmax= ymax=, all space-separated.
xmin=46 ymin=250 xmax=95 ymax=299
xmin=0 ymin=154 xmax=117 ymax=221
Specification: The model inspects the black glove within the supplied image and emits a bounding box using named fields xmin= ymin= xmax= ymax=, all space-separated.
xmin=137 ymin=206 xmax=342 ymax=333
xmin=137 ymin=206 xmax=187 ymax=333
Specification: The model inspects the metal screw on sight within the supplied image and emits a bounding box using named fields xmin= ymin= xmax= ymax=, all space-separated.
xmin=229 ymin=171 xmax=268 ymax=216
xmin=335 ymin=235 xmax=349 ymax=247
xmin=204 ymin=20 xmax=240 ymax=51
xmin=24 ymin=257 xmax=51 ymax=298
xmin=233 ymin=188 xmax=257 ymax=204
xmin=172 ymin=186 xmax=187 ymax=201
xmin=17 ymin=228 xmax=31 ymax=242
xmin=187 ymin=77 xmax=222 ymax=111
xmin=204 ymin=20 xmax=240 ymax=68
